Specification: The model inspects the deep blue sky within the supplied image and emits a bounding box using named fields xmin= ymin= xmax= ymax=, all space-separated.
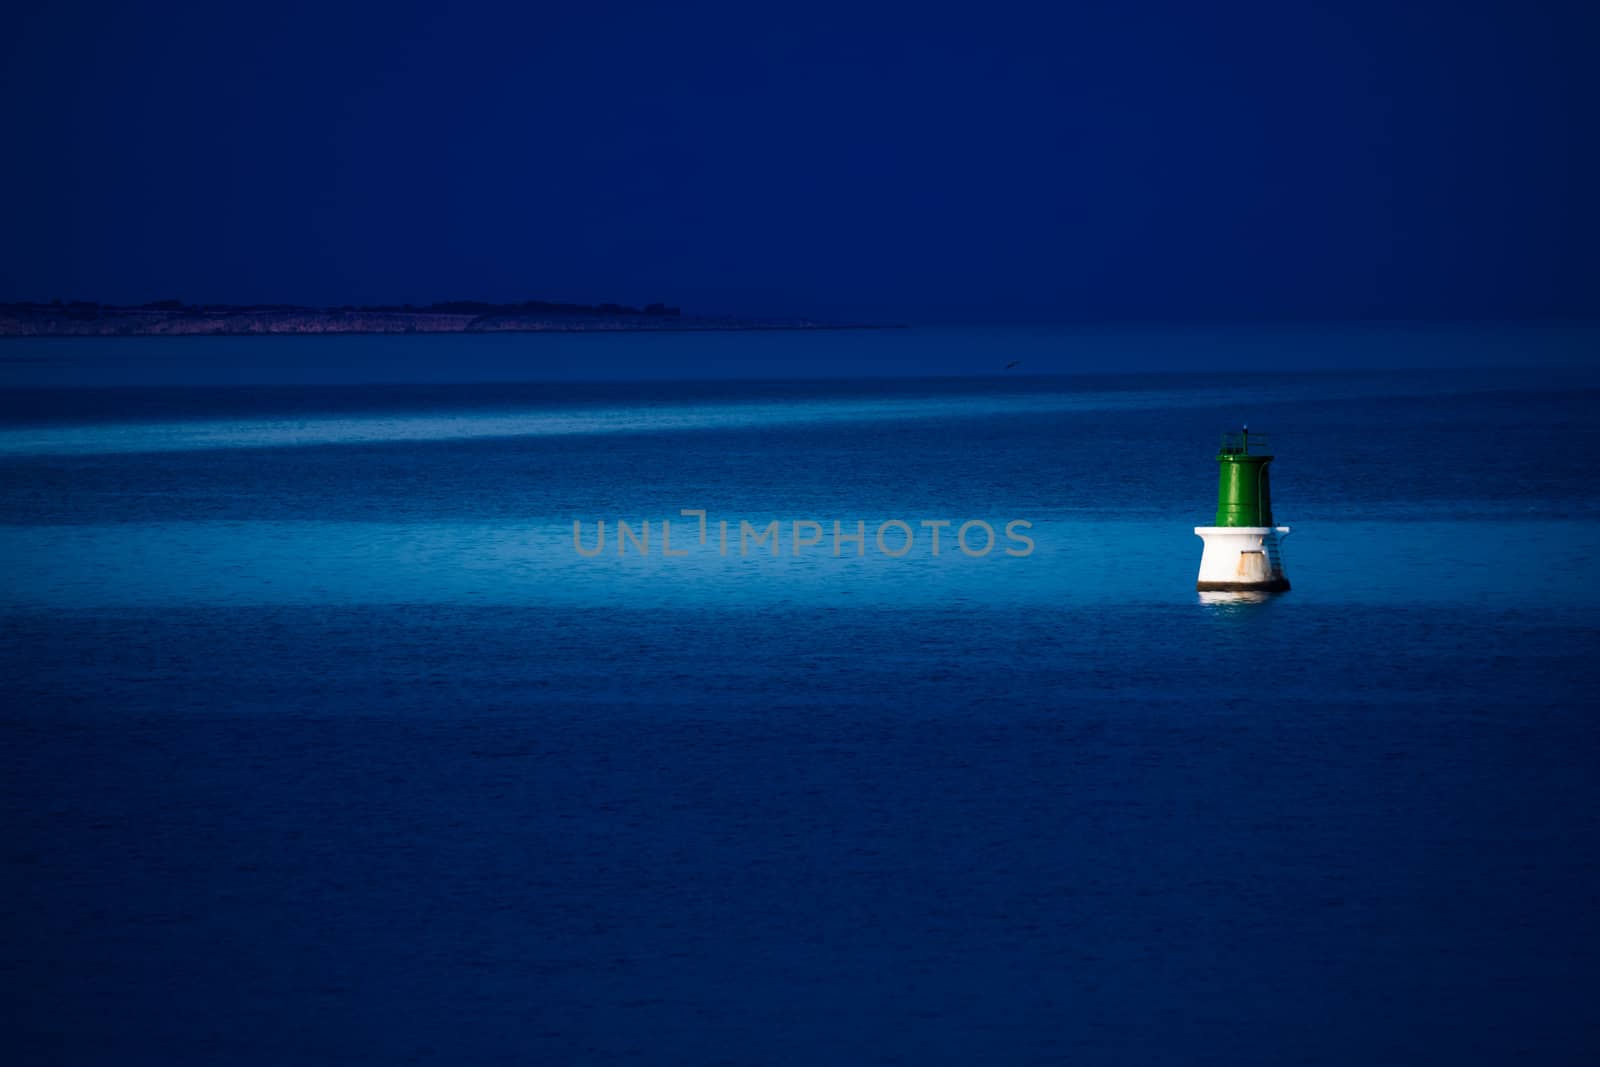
xmin=3 ymin=1 xmax=1596 ymax=322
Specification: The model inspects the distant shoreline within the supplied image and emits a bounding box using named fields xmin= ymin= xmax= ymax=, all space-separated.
xmin=0 ymin=300 xmax=903 ymax=338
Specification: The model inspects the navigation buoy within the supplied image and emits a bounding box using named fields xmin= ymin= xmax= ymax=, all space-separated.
xmin=1194 ymin=428 xmax=1290 ymax=592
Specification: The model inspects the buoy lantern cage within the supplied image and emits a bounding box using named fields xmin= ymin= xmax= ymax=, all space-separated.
xmin=1194 ymin=428 xmax=1291 ymax=592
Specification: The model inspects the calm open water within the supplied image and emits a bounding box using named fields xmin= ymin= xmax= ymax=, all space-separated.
xmin=2 ymin=328 xmax=1599 ymax=1064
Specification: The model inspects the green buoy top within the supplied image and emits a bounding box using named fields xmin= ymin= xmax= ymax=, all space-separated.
xmin=1213 ymin=426 xmax=1275 ymax=527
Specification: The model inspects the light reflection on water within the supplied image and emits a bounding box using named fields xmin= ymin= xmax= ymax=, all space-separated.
xmin=0 ymin=391 xmax=1212 ymax=455
xmin=1 ymin=518 xmax=1595 ymax=611
xmin=1196 ymin=590 xmax=1280 ymax=607
xmin=0 ymin=372 xmax=1552 ymax=457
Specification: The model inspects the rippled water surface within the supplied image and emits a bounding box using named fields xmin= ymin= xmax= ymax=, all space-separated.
xmin=3 ymin=329 xmax=1599 ymax=1064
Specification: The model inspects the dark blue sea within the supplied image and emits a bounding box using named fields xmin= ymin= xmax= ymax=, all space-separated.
xmin=2 ymin=327 xmax=1599 ymax=1064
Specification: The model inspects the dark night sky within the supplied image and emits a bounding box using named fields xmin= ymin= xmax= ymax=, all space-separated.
xmin=3 ymin=1 xmax=1596 ymax=322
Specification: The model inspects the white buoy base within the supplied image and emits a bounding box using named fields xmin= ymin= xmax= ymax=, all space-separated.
xmin=1194 ymin=526 xmax=1291 ymax=592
